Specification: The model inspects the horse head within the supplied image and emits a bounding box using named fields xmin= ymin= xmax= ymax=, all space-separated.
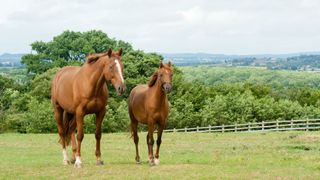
xmin=86 ymin=48 xmax=126 ymax=95
xmin=158 ymin=61 xmax=174 ymax=93
xmin=105 ymin=48 xmax=126 ymax=95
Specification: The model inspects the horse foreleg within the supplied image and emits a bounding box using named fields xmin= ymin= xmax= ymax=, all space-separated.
xmin=155 ymin=124 xmax=164 ymax=165
xmin=54 ymin=107 xmax=70 ymax=165
xmin=95 ymin=109 xmax=106 ymax=165
xmin=74 ymin=111 xmax=84 ymax=168
xmin=131 ymin=120 xmax=140 ymax=164
xmin=70 ymin=131 xmax=77 ymax=164
xmin=146 ymin=122 xmax=155 ymax=166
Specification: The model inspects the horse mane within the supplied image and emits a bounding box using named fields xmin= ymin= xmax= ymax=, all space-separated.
xmin=86 ymin=53 xmax=108 ymax=64
xmin=148 ymin=71 xmax=158 ymax=87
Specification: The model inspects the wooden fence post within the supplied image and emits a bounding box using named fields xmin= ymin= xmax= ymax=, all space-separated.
xmin=291 ymin=119 xmax=293 ymax=130
xmin=209 ymin=125 xmax=211 ymax=133
xmin=262 ymin=121 xmax=265 ymax=131
xmin=248 ymin=122 xmax=251 ymax=132
xmin=235 ymin=124 xmax=237 ymax=132
xmin=174 ymin=128 xmax=176 ymax=133
xmin=222 ymin=124 xmax=225 ymax=133
xmin=184 ymin=127 xmax=187 ymax=132
xmin=306 ymin=118 xmax=309 ymax=131
xmin=196 ymin=126 xmax=199 ymax=132
xmin=276 ymin=120 xmax=279 ymax=131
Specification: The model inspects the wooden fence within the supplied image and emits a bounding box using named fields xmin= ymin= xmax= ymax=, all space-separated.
xmin=164 ymin=119 xmax=320 ymax=133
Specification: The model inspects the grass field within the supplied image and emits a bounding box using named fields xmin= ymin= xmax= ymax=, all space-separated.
xmin=0 ymin=131 xmax=320 ymax=179
xmin=180 ymin=66 xmax=320 ymax=88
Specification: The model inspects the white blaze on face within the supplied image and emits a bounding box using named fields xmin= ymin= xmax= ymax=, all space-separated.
xmin=115 ymin=59 xmax=124 ymax=83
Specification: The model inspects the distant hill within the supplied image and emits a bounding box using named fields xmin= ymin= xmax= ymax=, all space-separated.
xmin=0 ymin=53 xmax=24 ymax=67
xmin=162 ymin=51 xmax=320 ymax=66
xmin=2 ymin=51 xmax=320 ymax=68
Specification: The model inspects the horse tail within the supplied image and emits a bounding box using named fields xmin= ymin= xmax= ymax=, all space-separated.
xmin=128 ymin=105 xmax=134 ymax=138
xmin=128 ymin=96 xmax=137 ymax=139
xmin=61 ymin=112 xmax=76 ymax=146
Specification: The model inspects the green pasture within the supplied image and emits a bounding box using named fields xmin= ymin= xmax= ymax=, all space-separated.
xmin=0 ymin=131 xmax=320 ymax=179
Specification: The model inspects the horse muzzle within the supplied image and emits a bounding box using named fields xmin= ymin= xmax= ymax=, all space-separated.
xmin=162 ymin=83 xmax=172 ymax=94
xmin=116 ymin=84 xmax=126 ymax=95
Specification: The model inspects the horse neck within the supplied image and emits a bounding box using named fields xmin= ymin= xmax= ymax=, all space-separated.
xmin=83 ymin=61 xmax=107 ymax=96
xmin=150 ymin=78 xmax=166 ymax=105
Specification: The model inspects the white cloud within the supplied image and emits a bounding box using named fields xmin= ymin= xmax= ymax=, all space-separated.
xmin=0 ymin=0 xmax=320 ymax=54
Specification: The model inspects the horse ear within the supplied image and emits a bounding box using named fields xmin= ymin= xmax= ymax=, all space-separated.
xmin=118 ymin=48 xmax=123 ymax=56
xmin=107 ymin=48 xmax=112 ymax=57
xmin=86 ymin=54 xmax=100 ymax=64
xmin=168 ymin=61 xmax=172 ymax=67
xmin=159 ymin=61 xmax=164 ymax=68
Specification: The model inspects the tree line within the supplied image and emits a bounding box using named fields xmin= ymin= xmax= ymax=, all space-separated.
xmin=1 ymin=30 xmax=320 ymax=133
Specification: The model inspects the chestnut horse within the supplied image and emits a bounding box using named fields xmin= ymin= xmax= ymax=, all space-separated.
xmin=51 ymin=48 xmax=126 ymax=168
xmin=128 ymin=61 xmax=173 ymax=166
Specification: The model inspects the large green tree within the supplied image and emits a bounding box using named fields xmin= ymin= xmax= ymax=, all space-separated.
xmin=21 ymin=30 xmax=133 ymax=74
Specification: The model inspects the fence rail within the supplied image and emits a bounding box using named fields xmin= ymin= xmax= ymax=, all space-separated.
xmin=164 ymin=119 xmax=320 ymax=133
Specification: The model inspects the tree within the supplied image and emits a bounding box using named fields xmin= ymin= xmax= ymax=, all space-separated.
xmin=21 ymin=30 xmax=133 ymax=74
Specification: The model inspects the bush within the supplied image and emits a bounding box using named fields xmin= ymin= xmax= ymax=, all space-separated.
xmin=23 ymin=98 xmax=56 ymax=133
xmin=0 ymin=111 xmax=7 ymax=133
xmin=103 ymin=100 xmax=130 ymax=133
xmin=4 ymin=113 xmax=27 ymax=133
xmin=84 ymin=114 xmax=96 ymax=133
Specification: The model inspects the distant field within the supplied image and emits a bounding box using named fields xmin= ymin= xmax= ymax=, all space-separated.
xmin=0 ymin=132 xmax=320 ymax=179
xmin=180 ymin=66 xmax=320 ymax=88
xmin=0 ymin=67 xmax=29 ymax=84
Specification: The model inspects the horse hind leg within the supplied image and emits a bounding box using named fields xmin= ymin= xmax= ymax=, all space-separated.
xmin=129 ymin=110 xmax=140 ymax=164
xmin=54 ymin=106 xmax=69 ymax=165
xmin=132 ymin=120 xmax=140 ymax=164
xmin=64 ymin=113 xmax=77 ymax=164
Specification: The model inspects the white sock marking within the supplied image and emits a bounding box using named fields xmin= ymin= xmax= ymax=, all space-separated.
xmin=115 ymin=59 xmax=124 ymax=83
xmin=75 ymin=156 xmax=82 ymax=164
xmin=154 ymin=158 xmax=160 ymax=165
xmin=62 ymin=149 xmax=68 ymax=161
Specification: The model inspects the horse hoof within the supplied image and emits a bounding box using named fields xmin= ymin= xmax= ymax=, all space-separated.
xmin=154 ymin=158 xmax=160 ymax=165
xmin=63 ymin=160 xmax=70 ymax=165
xmin=149 ymin=159 xmax=155 ymax=166
xmin=74 ymin=162 xmax=82 ymax=168
xmin=96 ymin=160 xmax=104 ymax=166
xmin=70 ymin=159 xmax=76 ymax=164
xmin=136 ymin=160 xmax=141 ymax=164
xmin=74 ymin=156 xmax=82 ymax=168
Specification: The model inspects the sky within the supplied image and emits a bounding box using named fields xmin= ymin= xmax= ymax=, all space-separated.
xmin=0 ymin=0 xmax=320 ymax=55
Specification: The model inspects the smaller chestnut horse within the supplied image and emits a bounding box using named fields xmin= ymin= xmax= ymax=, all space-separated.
xmin=51 ymin=48 xmax=126 ymax=168
xmin=128 ymin=61 xmax=173 ymax=166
